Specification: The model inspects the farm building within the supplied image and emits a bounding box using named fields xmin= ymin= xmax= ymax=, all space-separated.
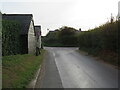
xmin=34 ymin=26 xmax=41 ymax=55
xmin=2 ymin=14 xmax=40 ymax=55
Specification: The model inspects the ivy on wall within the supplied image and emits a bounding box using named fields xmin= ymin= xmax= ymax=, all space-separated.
xmin=2 ymin=20 xmax=21 ymax=56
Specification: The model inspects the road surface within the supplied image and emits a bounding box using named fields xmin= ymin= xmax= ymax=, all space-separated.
xmin=35 ymin=47 xmax=118 ymax=88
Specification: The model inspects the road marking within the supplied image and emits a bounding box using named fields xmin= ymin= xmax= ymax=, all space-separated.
xmin=27 ymin=65 xmax=41 ymax=88
xmin=34 ymin=65 xmax=41 ymax=88
xmin=53 ymin=52 xmax=56 ymax=57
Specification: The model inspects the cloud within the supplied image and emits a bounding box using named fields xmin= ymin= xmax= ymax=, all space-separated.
xmin=1 ymin=0 xmax=119 ymax=36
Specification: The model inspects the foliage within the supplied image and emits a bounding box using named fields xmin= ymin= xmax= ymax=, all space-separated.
xmin=42 ymin=30 xmax=60 ymax=46
xmin=78 ymin=21 xmax=118 ymax=53
xmin=58 ymin=26 xmax=78 ymax=46
xmin=2 ymin=20 xmax=21 ymax=56
xmin=78 ymin=21 xmax=118 ymax=66
xmin=2 ymin=49 xmax=46 ymax=88
xmin=42 ymin=26 xmax=78 ymax=47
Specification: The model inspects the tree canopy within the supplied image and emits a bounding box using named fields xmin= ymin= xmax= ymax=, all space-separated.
xmin=42 ymin=26 xmax=78 ymax=47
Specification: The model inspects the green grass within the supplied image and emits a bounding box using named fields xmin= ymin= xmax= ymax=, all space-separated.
xmin=78 ymin=48 xmax=118 ymax=67
xmin=2 ymin=49 xmax=46 ymax=88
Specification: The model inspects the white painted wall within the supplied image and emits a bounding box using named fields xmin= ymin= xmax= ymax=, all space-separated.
xmin=28 ymin=20 xmax=36 ymax=54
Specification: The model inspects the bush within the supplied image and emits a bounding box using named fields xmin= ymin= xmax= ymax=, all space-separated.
xmin=78 ymin=21 xmax=118 ymax=66
xmin=78 ymin=21 xmax=118 ymax=53
xmin=42 ymin=26 xmax=78 ymax=47
xmin=2 ymin=20 xmax=21 ymax=56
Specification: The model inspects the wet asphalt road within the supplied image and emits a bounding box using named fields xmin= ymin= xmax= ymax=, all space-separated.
xmin=35 ymin=47 xmax=118 ymax=88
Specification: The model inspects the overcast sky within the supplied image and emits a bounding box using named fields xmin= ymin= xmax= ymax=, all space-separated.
xmin=0 ymin=0 xmax=119 ymax=36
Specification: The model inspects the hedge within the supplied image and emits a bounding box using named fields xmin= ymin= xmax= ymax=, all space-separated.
xmin=2 ymin=20 xmax=21 ymax=56
xmin=78 ymin=21 xmax=119 ymax=66
xmin=78 ymin=21 xmax=118 ymax=53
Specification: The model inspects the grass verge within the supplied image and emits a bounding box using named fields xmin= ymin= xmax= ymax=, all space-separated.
xmin=2 ymin=49 xmax=46 ymax=88
xmin=78 ymin=48 xmax=119 ymax=68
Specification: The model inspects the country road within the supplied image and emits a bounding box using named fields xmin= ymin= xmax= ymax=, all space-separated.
xmin=35 ymin=47 xmax=118 ymax=88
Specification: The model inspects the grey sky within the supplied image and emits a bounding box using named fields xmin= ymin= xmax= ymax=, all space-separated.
xmin=1 ymin=0 xmax=119 ymax=36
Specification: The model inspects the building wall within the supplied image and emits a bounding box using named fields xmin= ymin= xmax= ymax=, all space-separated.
xmin=28 ymin=21 xmax=36 ymax=54
xmin=35 ymin=35 xmax=41 ymax=48
xmin=34 ymin=26 xmax=41 ymax=49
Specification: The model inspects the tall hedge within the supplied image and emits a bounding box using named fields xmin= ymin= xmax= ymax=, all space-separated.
xmin=42 ymin=26 xmax=78 ymax=47
xmin=78 ymin=21 xmax=118 ymax=53
xmin=58 ymin=26 xmax=78 ymax=46
xmin=2 ymin=20 xmax=21 ymax=56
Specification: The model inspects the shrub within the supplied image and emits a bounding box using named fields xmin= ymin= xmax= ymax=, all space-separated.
xmin=78 ymin=21 xmax=118 ymax=53
xmin=2 ymin=20 xmax=21 ymax=56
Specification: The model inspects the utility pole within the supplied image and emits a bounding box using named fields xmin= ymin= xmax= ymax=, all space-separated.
xmin=110 ymin=13 xmax=114 ymax=23
xmin=118 ymin=1 xmax=120 ymax=21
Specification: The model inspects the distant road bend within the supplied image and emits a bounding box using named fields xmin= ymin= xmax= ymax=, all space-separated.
xmin=35 ymin=47 xmax=118 ymax=88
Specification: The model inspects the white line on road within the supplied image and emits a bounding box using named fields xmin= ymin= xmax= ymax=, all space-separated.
xmin=27 ymin=65 xmax=41 ymax=88
xmin=53 ymin=52 xmax=56 ymax=57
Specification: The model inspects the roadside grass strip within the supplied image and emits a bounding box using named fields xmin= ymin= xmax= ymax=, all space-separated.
xmin=2 ymin=50 xmax=46 ymax=88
